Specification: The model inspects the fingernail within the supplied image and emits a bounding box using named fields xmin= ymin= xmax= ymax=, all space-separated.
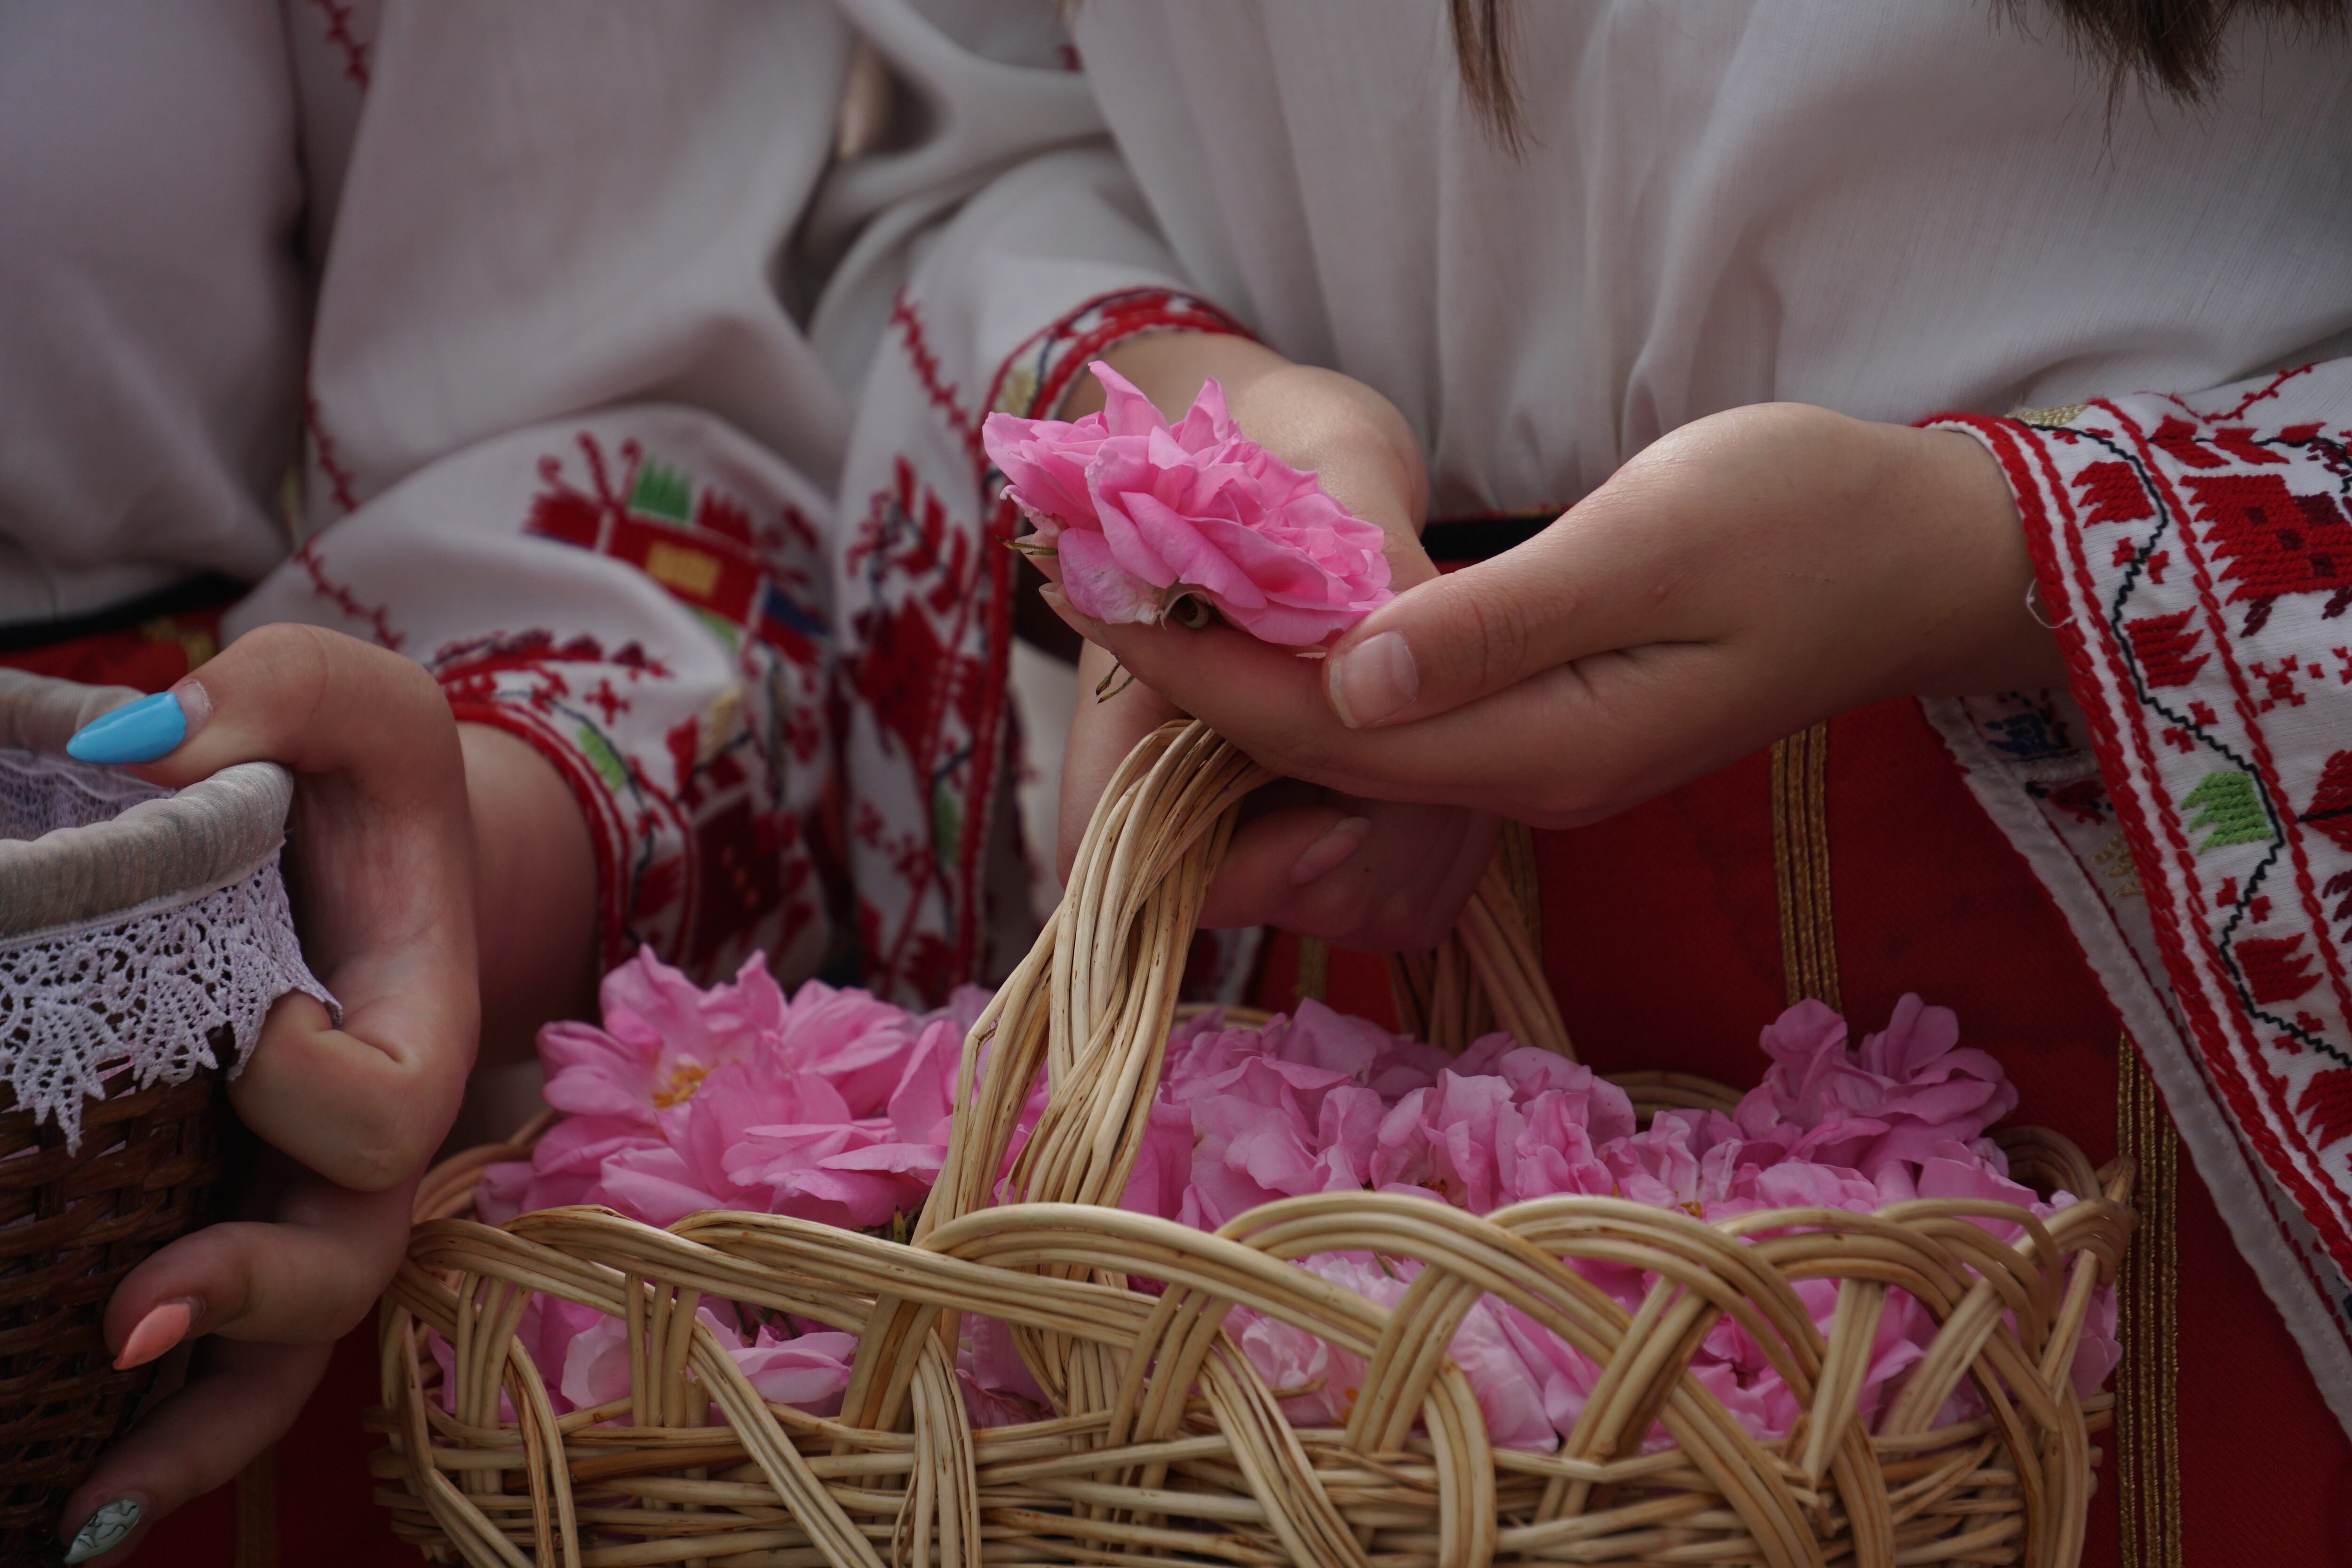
xmin=64 ymin=1497 xmax=142 ymax=1563
xmin=1038 ymin=583 xmax=1090 ymax=624
xmin=171 ymin=676 xmax=214 ymax=740
xmin=66 ymin=687 xmax=192 ymax=764
xmin=1327 ymin=632 xmax=1417 ymax=728
xmin=1288 ymin=816 xmax=1371 ymax=887
xmin=112 ymin=1298 xmax=197 ymax=1371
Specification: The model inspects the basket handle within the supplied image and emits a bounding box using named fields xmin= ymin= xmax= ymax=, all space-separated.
xmin=921 ymin=720 xmax=1570 ymax=1241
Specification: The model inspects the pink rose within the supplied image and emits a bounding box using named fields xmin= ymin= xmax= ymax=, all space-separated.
xmin=722 ymin=1122 xmax=938 ymax=1232
xmin=772 ymin=977 xmax=927 ymax=1117
xmin=958 ymin=1313 xmax=1052 ymax=1428
xmin=981 ymin=364 xmax=1393 ymax=645
xmin=731 ymin=1324 xmax=859 ymax=1416
xmin=1735 ymin=995 xmax=2018 ymax=1179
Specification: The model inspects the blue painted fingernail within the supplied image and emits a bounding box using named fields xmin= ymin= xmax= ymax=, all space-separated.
xmin=64 ymin=1497 xmax=142 ymax=1562
xmin=66 ymin=692 xmax=187 ymax=764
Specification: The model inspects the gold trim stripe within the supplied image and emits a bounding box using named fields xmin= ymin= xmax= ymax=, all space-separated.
xmin=2114 ymin=1035 xmax=2184 ymax=1568
xmin=1294 ymin=934 xmax=1331 ymax=1005
xmin=233 ymin=1444 xmax=278 ymax=1568
xmin=1770 ymin=722 xmax=1842 ymax=1011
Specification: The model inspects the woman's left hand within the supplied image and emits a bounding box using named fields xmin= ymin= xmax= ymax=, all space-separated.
xmin=1048 ymin=402 xmax=2064 ymax=837
xmin=54 ymin=1164 xmax=415 ymax=1564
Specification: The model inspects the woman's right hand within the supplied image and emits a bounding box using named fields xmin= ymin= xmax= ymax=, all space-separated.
xmin=1050 ymin=334 xmax=1500 ymax=952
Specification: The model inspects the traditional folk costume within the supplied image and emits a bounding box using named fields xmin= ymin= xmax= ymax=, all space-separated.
xmin=831 ymin=1 xmax=2352 ymax=1557
xmin=2 ymin=2 xmax=871 ymax=1558
xmin=4 ymin=0 xmax=858 ymax=985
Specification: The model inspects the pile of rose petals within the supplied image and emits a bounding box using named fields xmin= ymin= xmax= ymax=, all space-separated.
xmin=981 ymin=364 xmax=1393 ymax=645
xmin=468 ymin=954 xmax=2117 ymax=1447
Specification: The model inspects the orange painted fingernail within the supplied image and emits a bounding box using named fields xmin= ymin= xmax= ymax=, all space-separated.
xmin=113 ymin=1299 xmax=196 ymax=1371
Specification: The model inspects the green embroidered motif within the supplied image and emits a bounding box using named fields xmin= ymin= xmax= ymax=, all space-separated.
xmin=2182 ymin=770 xmax=2271 ymax=853
xmin=931 ymin=777 xmax=962 ymax=862
xmin=689 ymin=605 xmax=743 ymax=653
xmin=628 ymin=460 xmax=693 ymax=523
xmin=577 ymin=723 xmax=630 ymax=792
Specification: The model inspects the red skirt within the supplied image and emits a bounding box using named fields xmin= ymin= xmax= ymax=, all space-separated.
xmin=1274 ymin=696 xmax=2352 ymax=1563
xmin=4 ymin=595 xmax=412 ymax=1568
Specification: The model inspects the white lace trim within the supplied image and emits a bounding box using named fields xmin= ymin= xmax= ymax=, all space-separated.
xmin=1 ymin=754 xmax=334 ymax=1153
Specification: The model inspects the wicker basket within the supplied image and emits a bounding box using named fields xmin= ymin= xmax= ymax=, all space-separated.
xmin=0 ymin=669 xmax=317 ymax=1556
xmin=378 ymin=721 xmax=2135 ymax=1568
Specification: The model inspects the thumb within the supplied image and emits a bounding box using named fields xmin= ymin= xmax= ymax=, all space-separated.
xmin=1322 ymin=514 xmax=1655 ymax=729
xmin=79 ymin=623 xmax=461 ymax=800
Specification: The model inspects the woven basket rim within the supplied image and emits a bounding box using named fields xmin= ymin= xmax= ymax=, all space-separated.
xmin=0 ymin=669 xmax=292 ymax=937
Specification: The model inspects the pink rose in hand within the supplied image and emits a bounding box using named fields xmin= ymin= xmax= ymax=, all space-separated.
xmin=980 ymin=363 xmax=1393 ymax=645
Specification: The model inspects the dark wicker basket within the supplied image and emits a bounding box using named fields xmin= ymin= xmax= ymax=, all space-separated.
xmin=0 ymin=1069 xmax=232 ymax=1557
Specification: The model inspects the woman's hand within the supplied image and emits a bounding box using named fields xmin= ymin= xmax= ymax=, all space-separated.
xmin=121 ymin=623 xmax=481 ymax=1190
xmin=56 ymin=621 xmax=599 ymax=1558
xmin=56 ymin=1165 xmax=415 ymax=1565
xmin=1050 ymin=399 xmax=2060 ymax=862
xmin=1049 ymin=334 xmax=1502 ymax=951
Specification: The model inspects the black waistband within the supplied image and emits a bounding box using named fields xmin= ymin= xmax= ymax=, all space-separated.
xmin=0 ymin=573 xmax=246 ymax=654
xmin=1421 ymin=514 xmax=1554 ymax=564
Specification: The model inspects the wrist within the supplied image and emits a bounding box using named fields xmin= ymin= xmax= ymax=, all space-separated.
xmin=1876 ymin=422 xmax=2067 ymax=699
xmin=1225 ymin=363 xmax=1429 ymax=537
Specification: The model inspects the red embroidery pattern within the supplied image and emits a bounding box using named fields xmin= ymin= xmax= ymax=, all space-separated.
xmin=1932 ymin=372 xmax=2352 ymax=1369
xmin=890 ymin=291 xmax=981 ymax=461
xmin=293 ymin=540 xmax=404 ymax=651
xmin=303 ymin=0 xmax=372 ymax=88
xmin=304 ymin=395 xmax=360 ymax=517
xmin=985 ymin=287 xmax=1251 ymax=440
xmin=437 ymin=437 xmax=830 ymax=979
xmin=836 ymin=288 xmax=1250 ymax=1003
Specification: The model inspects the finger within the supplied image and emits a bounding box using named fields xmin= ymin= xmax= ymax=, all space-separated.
xmin=1195 ymin=801 xmax=1366 ymax=931
xmin=1050 ymin=581 xmax=1762 ymax=824
xmin=82 ymin=624 xmax=479 ymax=1186
xmin=104 ymin=1174 xmax=416 ymax=1359
xmin=1321 ymin=507 xmax=1701 ymax=730
xmin=113 ymin=622 xmax=459 ymax=795
xmin=1203 ymin=800 xmax=1499 ymax=950
xmin=1043 ymin=589 xmax=1418 ymax=796
xmin=57 ymin=1338 xmax=333 ymax=1565
xmin=230 ymin=985 xmax=467 ymax=1193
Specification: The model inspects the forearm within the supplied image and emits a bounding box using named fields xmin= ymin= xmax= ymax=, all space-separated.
xmin=459 ymin=723 xmax=598 ymax=1068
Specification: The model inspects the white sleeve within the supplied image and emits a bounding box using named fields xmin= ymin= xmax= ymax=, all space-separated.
xmin=232 ymin=0 xmax=852 ymax=983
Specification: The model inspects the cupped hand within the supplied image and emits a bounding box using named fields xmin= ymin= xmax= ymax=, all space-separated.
xmin=1049 ymin=401 xmax=2064 ymax=838
xmin=1047 ymin=334 xmax=1499 ymax=950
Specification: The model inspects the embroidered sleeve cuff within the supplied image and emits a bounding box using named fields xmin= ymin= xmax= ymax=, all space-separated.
xmin=1927 ymin=373 xmax=2352 ymax=1297
xmin=984 ymin=287 xmax=1253 ymax=425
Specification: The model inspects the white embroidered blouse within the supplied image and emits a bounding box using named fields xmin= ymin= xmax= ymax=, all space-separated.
xmin=1 ymin=0 xmax=856 ymax=983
